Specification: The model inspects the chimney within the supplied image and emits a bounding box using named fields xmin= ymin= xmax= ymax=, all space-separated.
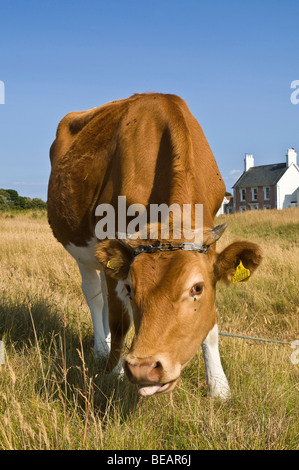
xmin=244 ymin=154 xmax=254 ymax=172
xmin=286 ymin=148 xmax=297 ymax=167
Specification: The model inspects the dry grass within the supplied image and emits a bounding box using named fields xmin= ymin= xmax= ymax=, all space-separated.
xmin=0 ymin=208 xmax=298 ymax=450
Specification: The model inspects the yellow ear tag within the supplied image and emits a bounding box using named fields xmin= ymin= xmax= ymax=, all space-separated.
xmin=107 ymin=260 xmax=118 ymax=270
xmin=232 ymin=260 xmax=250 ymax=284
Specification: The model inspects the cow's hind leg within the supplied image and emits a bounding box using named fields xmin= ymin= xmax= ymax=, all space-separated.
xmin=78 ymin=262 xmax=110 ymax=358
xmin=201 ymin=323 xmax=231 ymax=399
xmin=105 ymin=277 xmax=132 ymax=374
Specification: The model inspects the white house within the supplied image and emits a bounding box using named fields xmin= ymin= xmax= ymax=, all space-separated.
xmin=231 ymin=148 xmax=299 ymax=212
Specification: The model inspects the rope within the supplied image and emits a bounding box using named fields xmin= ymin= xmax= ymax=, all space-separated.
xmin=219 ymin=332 xmax=290 ymax=345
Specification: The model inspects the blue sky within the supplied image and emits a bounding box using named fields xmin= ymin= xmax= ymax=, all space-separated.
xmin=0 ymin=0 xmax=298 ymax=200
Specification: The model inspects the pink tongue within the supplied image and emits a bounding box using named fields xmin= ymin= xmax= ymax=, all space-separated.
xmin=139 ymin=385 xmax=162 ymax=397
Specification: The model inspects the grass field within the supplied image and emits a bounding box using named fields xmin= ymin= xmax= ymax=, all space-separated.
xmin=0 ymin=208 xmax=298 ymax=450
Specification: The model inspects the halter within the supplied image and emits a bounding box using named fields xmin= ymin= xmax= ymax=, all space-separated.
xmin=133 ymin=242 xmax=210 ymax=258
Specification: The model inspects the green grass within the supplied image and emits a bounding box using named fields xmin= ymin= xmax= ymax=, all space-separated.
xmin=0 ymin=209 xmax=298 ymax=449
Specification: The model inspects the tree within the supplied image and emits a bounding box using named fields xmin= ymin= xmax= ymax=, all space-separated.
xmin=29 ymin=198 xmax=47 ymax=209
xmin=0 ymin=188 xmax=47 ymax=211
xmin=5 ymin=189 xmax=19 ymax=204
xmin=0 ymin=194 xmax=10 ymax=210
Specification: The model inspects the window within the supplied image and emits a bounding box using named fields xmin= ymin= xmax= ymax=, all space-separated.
xmin=240 ymin=188 xmax=246 ymax=201
xmin=264 ymin=187 xmax=270 ymax=200
xmin=251 ymin=188 xmax=258 ymax=201
xmin=263 ymin=204 xmax=271 ymax=210
xmin=240 ymin=206 xmax=246 ymax=213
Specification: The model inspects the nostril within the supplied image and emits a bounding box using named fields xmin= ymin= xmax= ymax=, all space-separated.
xmin=148 ymin=361 xmax=164 ymax=382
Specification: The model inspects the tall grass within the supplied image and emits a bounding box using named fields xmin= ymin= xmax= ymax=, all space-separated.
xmin=0 ymin=209 xmax=298 ymax=449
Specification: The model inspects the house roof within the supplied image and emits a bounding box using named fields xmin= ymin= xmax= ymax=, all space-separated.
xmin=232 ymin=163 xmax=288 ymax=188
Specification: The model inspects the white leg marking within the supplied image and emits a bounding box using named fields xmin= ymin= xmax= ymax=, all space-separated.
xmin=201 ymin=324 xmax=231 ymax=399
xmin=78 ymin=262 xmax=110 ymax=358
xmin=65 ymin=240 xmax=133 ymax=374
xmin=111 ymin=360 xmax=125 ymax=376
xmin=65 ymin=239 xmax=111 ymax=358
xmin=100 ymin=271 xmax=110 ymax=341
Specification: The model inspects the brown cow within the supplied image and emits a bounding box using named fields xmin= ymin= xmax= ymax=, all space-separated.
xmin=48 ymin=93 xmax=262 ymax=398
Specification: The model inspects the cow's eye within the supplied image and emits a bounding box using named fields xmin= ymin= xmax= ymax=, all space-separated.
xmin=190 ymin=283 xmax=203 ymax=297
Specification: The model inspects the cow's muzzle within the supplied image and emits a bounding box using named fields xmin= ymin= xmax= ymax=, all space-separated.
xmin=124 ymin=354 xmax=180 ymax=396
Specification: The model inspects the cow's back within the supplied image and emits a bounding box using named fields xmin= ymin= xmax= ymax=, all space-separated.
xmin=48 ymin=93 xmax=225 ymax=246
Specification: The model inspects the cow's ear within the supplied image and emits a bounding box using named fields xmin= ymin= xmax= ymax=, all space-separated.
xmin=95 ymin=239 xmax=134 ymax=280
xmin=214 ymin=241 xmax=263 ymax=284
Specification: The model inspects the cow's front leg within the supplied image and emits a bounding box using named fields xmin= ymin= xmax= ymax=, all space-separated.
xmin=105 ymin=277 xmax=132 ymax=374
xmin=99 ymin=270 xmax=110 ymax=343
xmin=201 ymin=323 xmax=231 ymax=399
xmin=78 ymin=263 xmax=110 ymax=358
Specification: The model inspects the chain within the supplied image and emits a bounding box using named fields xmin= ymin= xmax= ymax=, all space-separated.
xmin=133 ymin=242 xmax=210 ymax=257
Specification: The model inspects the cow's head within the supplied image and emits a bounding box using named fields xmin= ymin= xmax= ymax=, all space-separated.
xmin=96 ymin=225 xmax=262 ymax=396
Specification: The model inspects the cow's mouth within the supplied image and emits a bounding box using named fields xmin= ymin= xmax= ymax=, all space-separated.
xmin=138 ymin=379 xmax=178 ymax=397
